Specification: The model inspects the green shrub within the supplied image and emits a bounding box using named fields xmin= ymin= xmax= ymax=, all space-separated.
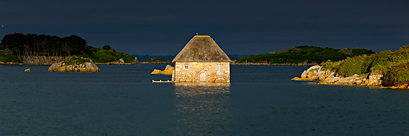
xmin=322 ymin=60 xmax=343 ymax=71
xmin=338 ymin=55 xmax=374 ymax=77
xmin=369 ymin=47 xmax=409 ymax=74
xmin=63 ymin=55 xmax=92 ymax=65
xmin=370 ymin=50 xmax=392 ymax=73
xmin=388 ymin=64 xmax=409 ymax=86
xmin=0 ymin=50 xmax=20 ymax=63
xmin=91 ymin=49 xmax=134 ymax=63
xmin=338 ymin=57 xmax=361 ymax=77
xmin=361 ymin=54 xmax=376 ymax=74
xmin=350 ymin=48 xmax=376 ymax=56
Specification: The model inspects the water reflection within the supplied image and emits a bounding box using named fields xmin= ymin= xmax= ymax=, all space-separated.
xmin=173 ymin=83 xmax=231 ymax=135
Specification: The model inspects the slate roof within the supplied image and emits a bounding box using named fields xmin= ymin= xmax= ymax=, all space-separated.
xmin=172 ymin=35 xmax=231 ymax=62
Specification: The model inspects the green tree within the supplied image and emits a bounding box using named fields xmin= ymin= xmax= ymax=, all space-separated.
xmin=61 ymin=37 xmax=72 ymax=56
xmin=62 ymin=35 xmax=87 ymax=55
xmin=48 ymin=36 xmax=62 ymax=56
xmin=103 ymin=45 xmax=112 ymax=50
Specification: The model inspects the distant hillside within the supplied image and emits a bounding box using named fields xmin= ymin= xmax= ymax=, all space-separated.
xmin=134 ymin=55 xmax=175 ymax=62
xmin=236 ymin=45 xmax=375 ymax=64
xmin=134 ymin=54 xmax=248 ymax=62
xmin=140 ymin=57 xmax=172 ymax=64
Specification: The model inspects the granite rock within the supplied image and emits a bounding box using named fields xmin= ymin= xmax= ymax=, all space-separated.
xmin=48 ymin=62 xmax=100 ymax=72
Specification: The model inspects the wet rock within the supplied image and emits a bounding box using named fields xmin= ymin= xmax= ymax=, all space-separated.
xmin=367 ymin=73 xmax=383 ymax=86
xmin=151 ymin=69 xmax=162 ymax=74
xmin=291 ymin=77 xmax=302 ymax=81
xmin=307 ymin=65 xmax=321 ymax=72
xmin=150 ymin=65 xmax=174 ymax=75
xmin=301 ymin=71 xmax=308 ymax=79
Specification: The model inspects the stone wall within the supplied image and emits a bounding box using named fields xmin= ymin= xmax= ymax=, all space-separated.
xmin=17 ymin=56 xmax=68 ymax=65
xmin=173 ymin=62 xmax=230 ymax=83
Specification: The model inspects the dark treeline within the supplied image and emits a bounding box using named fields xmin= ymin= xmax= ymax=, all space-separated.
xmin=0 ymin=33 xmax=89 ymax=56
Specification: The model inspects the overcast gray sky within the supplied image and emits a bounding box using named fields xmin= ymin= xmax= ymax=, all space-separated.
xmin=1 ymin=0 xmax=408 ymax=55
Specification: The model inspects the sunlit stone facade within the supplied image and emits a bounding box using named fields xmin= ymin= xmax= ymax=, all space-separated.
xmin=172 ymin=62 xmax=230 ymax=83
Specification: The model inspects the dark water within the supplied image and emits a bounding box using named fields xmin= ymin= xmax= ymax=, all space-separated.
xmin=1 ymin=64 xmax=409 ymax=135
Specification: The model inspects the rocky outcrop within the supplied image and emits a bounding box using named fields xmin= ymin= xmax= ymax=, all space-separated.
xmin=151 ymin=65 xmax=174 ymax=75
xmin=48 ymin=62 xmax=100 ymax=72
xmin=118 ymin=58 xmax=125 ymax=64
xmin=0 ymin=61 xmax=23 ymax=65
xmin=151 ymin=69 xmax=162 ymax=74
xmin=292 ymin=65 xmax=383 ymax=87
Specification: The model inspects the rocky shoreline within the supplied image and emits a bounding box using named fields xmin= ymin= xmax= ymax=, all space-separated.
xmin=0 ymin=61 xmax=23 ymax=65
xmin=292 ymin=65 xmax=407 ymax=89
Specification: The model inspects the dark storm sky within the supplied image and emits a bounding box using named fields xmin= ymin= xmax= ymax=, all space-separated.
xmin=1 ymin=0 xmax=408 ymax=55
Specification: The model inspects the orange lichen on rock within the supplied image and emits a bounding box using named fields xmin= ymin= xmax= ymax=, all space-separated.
xmin=151 ymin=65 xmax=174 ymax=75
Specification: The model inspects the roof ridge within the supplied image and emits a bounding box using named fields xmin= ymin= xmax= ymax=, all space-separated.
xmin=194 ymin=35 xmax=210 ymax=37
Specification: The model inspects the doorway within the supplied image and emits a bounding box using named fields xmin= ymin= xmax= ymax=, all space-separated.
xmin=200 ymin=73 xmax=206 ymax=82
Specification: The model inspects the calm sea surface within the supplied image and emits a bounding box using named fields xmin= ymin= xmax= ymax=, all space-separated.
xmin=1 ymin=64 xmax=409 ymax=135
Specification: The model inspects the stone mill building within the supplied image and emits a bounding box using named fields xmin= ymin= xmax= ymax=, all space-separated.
xmin=172 ymin=35 xmax=231 ymax=83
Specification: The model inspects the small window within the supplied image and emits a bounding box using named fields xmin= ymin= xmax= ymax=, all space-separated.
xmin=184 ymin=64 xmax=188 ymax=69
xmin=217 ymin=64 xmax=223 ymax=75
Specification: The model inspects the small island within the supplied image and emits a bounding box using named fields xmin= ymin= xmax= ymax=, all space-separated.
xmin=293 ymin=45 xmax=409 ymax=89
xmin=140 ymin=57 xmax=172 ymax=64
xmin=48 ymin=56 xmax=100 ymax=72
xmin=234 ymin=45 xmax=375 ymax=65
